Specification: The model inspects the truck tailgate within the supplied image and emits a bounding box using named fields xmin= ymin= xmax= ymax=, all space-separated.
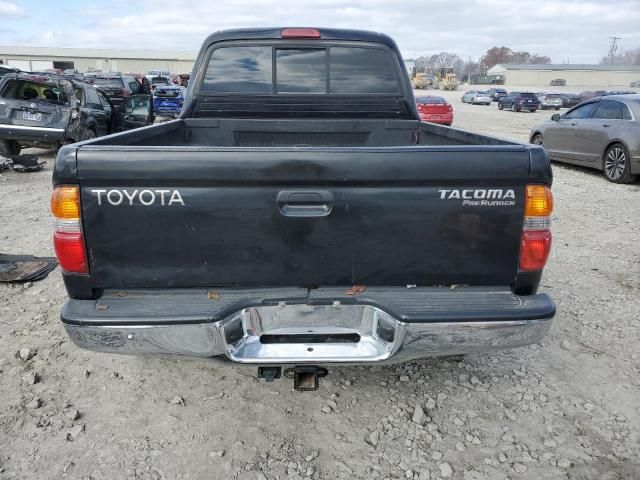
xmin=77 ymin=146 xmax=530 ymax=289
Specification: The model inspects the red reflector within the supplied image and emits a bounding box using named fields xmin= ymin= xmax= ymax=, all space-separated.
xmin=519 ymin=230 xmax=552 ymax=271
xmin=281 ymin=28 xmax=321 ymax=39
xmin=54 ymin=232 xmax=88 ymax=274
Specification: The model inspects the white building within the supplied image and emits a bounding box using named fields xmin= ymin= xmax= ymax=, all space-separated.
xmin=0 ymin=46 xmax=196 ymax=74
xmin=487 ymin=64 xmax=640 ymax=87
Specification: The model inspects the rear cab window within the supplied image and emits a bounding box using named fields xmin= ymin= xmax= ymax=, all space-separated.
xmin=202 ymin=43 xmax=401 ymax=95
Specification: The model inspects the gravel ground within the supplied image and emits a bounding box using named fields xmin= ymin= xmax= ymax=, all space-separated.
xmin=1 ymin=88 xmax=639 ymax=480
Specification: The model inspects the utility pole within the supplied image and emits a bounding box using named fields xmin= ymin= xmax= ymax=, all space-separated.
xmin=608 ymin=36 xmax=621 ymax=65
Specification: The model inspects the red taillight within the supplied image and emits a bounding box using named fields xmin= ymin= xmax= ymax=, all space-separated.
xmin=122 ymin=88 xmax=130 ymax=97
xmin=519 ymin=185 xmax=553 ymax=271
xmin=53 ymin=232 xmax=88 ymax=274
xmin=519 ymin=230 xmax=552 ymax=271
xmin=281 ymin=28 xmax=321 ymax=39
xmin=51 ymin=185 xmax=88 ymax=274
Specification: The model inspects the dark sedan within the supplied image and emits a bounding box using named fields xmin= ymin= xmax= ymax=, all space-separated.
xmin=498 ymin=92 xmax=539 ymax=112
xmin=487 ymin=87 xmax=507 ymax=102
xmin=559 ymin=93 xmax=582 ymax=108
xmin=530 ymin=94 xmax=640 ymax=183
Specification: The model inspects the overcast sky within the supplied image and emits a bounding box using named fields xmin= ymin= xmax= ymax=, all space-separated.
xmin=1 ymin=0 xmax=640 ymax=63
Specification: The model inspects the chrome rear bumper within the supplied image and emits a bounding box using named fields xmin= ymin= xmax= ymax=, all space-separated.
xmin=62 ymin=290 xmax=554 ymax=365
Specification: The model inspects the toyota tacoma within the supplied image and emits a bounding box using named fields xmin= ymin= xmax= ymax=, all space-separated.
xmin=52 ymin=28 xmax=555 ymax=390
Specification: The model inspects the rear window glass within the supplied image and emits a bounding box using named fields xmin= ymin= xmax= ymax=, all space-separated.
xmin=202 ymin=45 xmax=400 ymax=95
xmin=520 ymin=93 xmax=537 ymax=98
xmin=203 ymin=46 xmax=273 ymax=93
xmin=416 ymin=96 xmax=446 ymax=104
xmin=94 ymin=77 xmax=124 ymax=88
xmin=276 ymin=49 xmax=326 ymax=93
xmin=0 ymin=79 xmax=69 ymax=105
xmin=151 ymin=77 xmax=169 ymax=85
xmin=155 ymin=88 xmax=182 ymax=98
xmin=329 ymin=47 xmax=398 ymax=94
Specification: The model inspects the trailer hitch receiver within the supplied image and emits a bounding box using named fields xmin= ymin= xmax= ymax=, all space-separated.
xmin=284 ymin=366 xmax=328 ymax=391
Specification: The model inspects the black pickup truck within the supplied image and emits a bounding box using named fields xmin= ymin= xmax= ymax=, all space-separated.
xmin=52 ymin=28 xmax=555 ymax=389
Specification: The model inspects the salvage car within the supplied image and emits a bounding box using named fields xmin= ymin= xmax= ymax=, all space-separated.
xmin=461 ymin=90 xmax=492 ymax=105
xmin=93 ymin=74 xmax=141 ymax=106
xmin=52 ymin=28 xmax=555 ymax=391
xmin=530 ymin=94 xmax=640 ymax=183
xmin=498 ymin=92 xmax=539 ymax=112
xmin=153 ymin=85 xmax=186 ymax=118
xmin=415 ymin=95 xmax=453 ymax=125
xmin=0 ymin=64 xmax=19 ymax=79
xmin=0 ymin=73 xmax=153 ymax=156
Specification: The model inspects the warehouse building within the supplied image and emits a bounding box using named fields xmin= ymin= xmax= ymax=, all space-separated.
xmin=487 ymin=64 xmax=640 ymax=87
xmin=0 ymin=46 xmax=196 ymax=74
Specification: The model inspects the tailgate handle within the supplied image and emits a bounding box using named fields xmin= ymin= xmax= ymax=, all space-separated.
xmin=277 ymin=191 xmax=333 ymax=217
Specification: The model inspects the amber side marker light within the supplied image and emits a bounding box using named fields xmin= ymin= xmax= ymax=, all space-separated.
xmin=524 ymin=185 xmax=554 ymax=217
xmin=520 ymin=185 xmax=553 ymax=272
xmin=51 ymin=185 xmax=88 ymax=274
xmin=51 ymin=185 xmax=80 ymax=219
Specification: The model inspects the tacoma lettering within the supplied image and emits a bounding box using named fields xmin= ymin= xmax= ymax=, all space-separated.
xmin=438 ymin=189 xmax=516 ymax=200
xmin=438 ymin=189 xmax=516 ymax=207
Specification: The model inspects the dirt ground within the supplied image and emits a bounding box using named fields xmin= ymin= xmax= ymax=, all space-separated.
xmin=0 ymin=88 xmax=639 ymax=480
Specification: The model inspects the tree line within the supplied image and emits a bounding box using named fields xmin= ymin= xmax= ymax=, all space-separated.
xmin=413 ymin=46 xmax=552 ymax=78
xmin=413 ymin=44 xmax=640 ymax=79
xmin=600 ymin=48 xmax=640 ymax=65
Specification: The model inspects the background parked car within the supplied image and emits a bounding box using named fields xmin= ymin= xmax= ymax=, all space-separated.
xmin=579 ymin=90 xmax=607 ymax=102
xmin=150 ymin=76 xmax=171 ymax=90
xmin=530 ymin=94 xmax=640 ymax=183
xmin=153 ymin=85 xmax=186 ymax=118
xmin=550 ymin=79 xmax=566 ymax=86
xmin=498 ymin=91 xmax=539 ymax=112
xmin=538 ymin=93 xmax=563 ymax=110
xmin=559 ymin=93 xmax=582 ymax=108
xmin=486 ymin=87 xmax=507 ymax=102
xmin=461 ymin=90 xmax=492 ymax=105
xmin=93 ymin=74 xmax=141 ymax=106
xmin=631 ymin=80 xmax=640 ymax=88
xmin=415 ymin=95 xmax=453 ymax=125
